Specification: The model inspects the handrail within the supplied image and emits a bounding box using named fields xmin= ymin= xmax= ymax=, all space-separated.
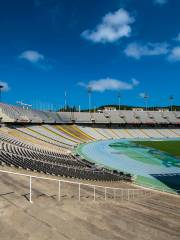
xmin=0 ymin=168 xmax=156 ymax=203
xmin=0 ymin=168 xmax=133 ymax=190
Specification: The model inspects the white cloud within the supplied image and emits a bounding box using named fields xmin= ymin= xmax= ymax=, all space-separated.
xmin=18 ymin=50 xmax=52 ymax=70
xmin=139 ymin=92 xmax=149 ymax=98
xmin=78 ymin=77 xmax=139 ymax=92
xmin=81 ymin=8 xmax=134 ymax=43
xmin=154 ymin=0 xmax=168 ymax=5
xmin=139 ymin=93 xmax=145 ymax=98
xmin=167 ymin=47 xmax=180 ymax=62
xmin=174 ymin=33 xmax=180 ymax=42
xmin=124 ymin=42 xmax=169 ymax=59
xmin=19 ymin=50 xmax=44 ymax=63
xmin=0 ymin=81 xmax=10 ymax=92
xmin=131 ymin=78 xmax=139 ymax=86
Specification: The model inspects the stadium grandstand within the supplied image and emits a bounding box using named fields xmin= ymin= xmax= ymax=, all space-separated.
xmin=0 ymin=102 xmax=179 ymax=190
xmin=1 ymin=1 xmax=180 ymax=239
xmin=0 ymin=102 xmax=180 ymax=239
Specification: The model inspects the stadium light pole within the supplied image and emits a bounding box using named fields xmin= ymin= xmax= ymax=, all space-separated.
xmin=168 ymin=95 xmax=174 ymax=111
xmin=64 ymin=91 xmax=67 ymax=111
xmin=143 ymin=93 xmax=149 ymax=111
xmin=0 ymin=85 xmax=4 ymax=102
xmin=88 ymin=86 xmax=92 ymax=113
xmin=118 ymin=92 xmax=121 ymax=111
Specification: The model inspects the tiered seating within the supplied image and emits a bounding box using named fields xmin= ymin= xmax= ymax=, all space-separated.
xmin=0 ymin=103 xmax=180 ymax=125
xmin=105 ymin=111 xmax=126 ymax=124
xmin=148 ymin=112 xmax=169 ymax=124
xmin=0 ymin=131 xmax=69 ymax=156
xmin=91 ymin=113 xmax=109 ymax=124
xmin=75 ymin=126 xmax=180 ymax=139
xmin=134 ymin=111 xmax=155 ymax=124
xmin=0 ymin=140 xmax=128 ymax=181
xmin=78 ymin=126 xmax=104 ymax=140
xmin=0 ymin=103 xmax=38 ymax=122
xmin=120 ymin=111 xmax=141 ymax=124
xmin=126 ymin=128 xmax=148 ymax=138
xmin=57 ymin=112 xmax=72 ymax=123
xmin=0 ymin=141 xmax=84 ymax=167
xmin=162 ymin=112 xmax=179 ymax=124
xmin=174 ymin=112 xmax=180 ymax=119
xmin=157 ymin=129 xmax=178 ymax=138
xmin=55 ymin=125 xmax=93 ymax=142
xmin=17 ymin=126 xmax=74 ymax=149
xmin=44 ymin=125 xmax=80 ymax=144
xmin=29 ymin=125 xmax=76 ymax=146
xmin=73 ymin=112 xmax=92 ymax=123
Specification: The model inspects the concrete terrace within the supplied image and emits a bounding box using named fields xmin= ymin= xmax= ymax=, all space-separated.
xmin=0 ymin=167 xmax=180 ymax=240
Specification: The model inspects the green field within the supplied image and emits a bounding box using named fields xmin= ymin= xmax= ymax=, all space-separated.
xmin=134 ymin=140 xmax=180 ymax=157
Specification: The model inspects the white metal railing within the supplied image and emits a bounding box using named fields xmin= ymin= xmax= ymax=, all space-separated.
xmin=0 ymin=169 xmax=153 ymax=203
xmin=135 ymin=181 xmax=180 ymax=195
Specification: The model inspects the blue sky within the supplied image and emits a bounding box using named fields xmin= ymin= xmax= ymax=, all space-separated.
xmin=0 ymin=0 xmax=180 ymax=110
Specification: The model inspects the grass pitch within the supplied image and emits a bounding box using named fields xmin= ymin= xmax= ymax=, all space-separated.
xmin=134 ymin=140 xmax=180 ymax=157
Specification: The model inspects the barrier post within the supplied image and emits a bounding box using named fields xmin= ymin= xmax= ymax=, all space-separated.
xmin=78 ymin=183 xmax=81 ymax=201
xmin=58 ymin=180 xmax=61 ymax=201
xmin=93 ymin=185 xmax=96 ymax=201
xmin=29 ymin=176 xmax=32 ymax=203
xmin=105 ymin=187 xmax=107 ymax=200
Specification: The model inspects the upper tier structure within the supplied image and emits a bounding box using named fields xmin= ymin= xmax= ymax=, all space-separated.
xmin=0 ymin=103 xmax=179 ymax=125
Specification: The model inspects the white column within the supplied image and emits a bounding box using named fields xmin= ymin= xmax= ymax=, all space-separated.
xmin=58 ymin=180 xmax=61 ymax=201
xmin=105 ymin=187 xmax=107 ymax=201
xmin=78 ymin=183 xmax=81 ymax=201
xmin=29 ymin=176 xmax=33 ymax=203
xmin=93 ymin=186 xmax=96 ymax=201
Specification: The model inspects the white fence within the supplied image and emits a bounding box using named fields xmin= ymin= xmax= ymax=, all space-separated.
xmin=135 ymin=181 xmax=180 ymax=195
xmin=0 ymin=169 xmax=153 ymax=203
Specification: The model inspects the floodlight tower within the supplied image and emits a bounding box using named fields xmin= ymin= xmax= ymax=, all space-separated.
xmin=168 ymin=95 xmax=174 ymax=111
xmin=87 ymin=86 xmax=92 ymax=113
xmin=143 ymin=93 xmax=149 ymax=111
xmin=64 ymin=91 xmax=67 ymax=111
xmin=0 ymin=85 xmax=4 ymax=102
xmin=117 ymin=92 xmax=121 ymax=111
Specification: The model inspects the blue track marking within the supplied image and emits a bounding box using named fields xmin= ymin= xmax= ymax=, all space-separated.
xmin=77 ymin=139 xmax=180 ymax=193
